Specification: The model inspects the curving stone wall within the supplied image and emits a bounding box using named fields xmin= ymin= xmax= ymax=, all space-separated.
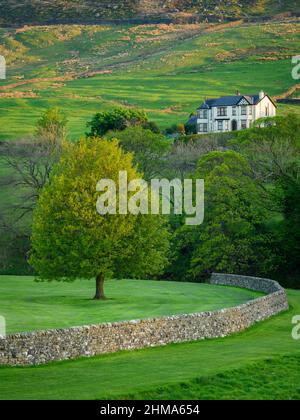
xmin=209 ymin=273 xmax=285 ymax=294
xmin=0 ymin=274 xmax=289 ymax=366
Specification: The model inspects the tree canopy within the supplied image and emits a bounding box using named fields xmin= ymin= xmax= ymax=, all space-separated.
xmin=233 ymin=113 xmax=300 ymax=287
xmin=168 ymin=151 xmax=276 ymax=281
xmin=29 ymin=137 xmax=170 ymax=299
xmin=86 ymin=108 xmax=150 ymax=137
xmin=106 ymin=126 xmax=171 ymax=180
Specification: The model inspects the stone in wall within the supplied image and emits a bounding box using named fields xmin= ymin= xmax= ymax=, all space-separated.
xmin=0 ymin=274 xmax=289 ymax=366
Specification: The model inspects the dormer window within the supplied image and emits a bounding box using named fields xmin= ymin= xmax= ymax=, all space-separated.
xmin=217 ymin=107 xmax=227 ymax=117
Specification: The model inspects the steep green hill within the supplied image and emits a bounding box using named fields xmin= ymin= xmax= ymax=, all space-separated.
xmin=0 ymin=21 xmax=299 ymax=140
xmin=0 ymin=0 xmax=299 ymax=25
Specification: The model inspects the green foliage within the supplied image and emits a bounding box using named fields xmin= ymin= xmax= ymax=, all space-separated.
xmin=0 ymin=233 xmax=32 ymax=275
xmin=106 ymin=126 xmax=171 ymax=180
xmin=170 ymin=151 xmax=276 ymax=281
xmin=86 ymin=108 xmax=148 ymax=138
xmin=0 ymin=109 xmax=66 ymax=276
xmin=36 ymin=107 xmax=68 ymax=142
xmin=29 ymin=137 xmax=170 ymax=296
xmin=280 ymin=178 xmax=300 ymax=286
xmin=142 ymin=120 xmax=161 ymax=134
xmin=164 ymin=124 xmax=185 ymax=136
xmin=236 ymin=114 xmax=300 ymax=149
xmin=233 ymin=113 xmax=300 ymax=287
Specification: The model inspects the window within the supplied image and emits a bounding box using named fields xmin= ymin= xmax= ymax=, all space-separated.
xmin=200 ymin=109 xmax=208 ymax=119
xmin=241 ymin=120 xmax=247 ymax=130
xmin=198 ymin=123 xmax=208 ymax=133
xmin=199 ymin=110 xmax=208 ymax=119
xmin=249 ymin=106 xmax=252 ymax=116
xmin=232 ymin=106 xmax=237 ymax=116
xmin=241 ymin=105 xmax=247 ymax=115
xmin=224 ymin=120 xmax=229 ymax=131
xmin=217 ymin=120 xmax=223 ymax=131
xmin=217 ymin=107 xmax=227 ymax=117
xmin=265 ymin=106 xmax=269 ymax=117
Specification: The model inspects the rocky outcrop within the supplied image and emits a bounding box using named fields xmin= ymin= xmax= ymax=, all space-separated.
xmin=0 ymin=1 xmax=297 ymax=26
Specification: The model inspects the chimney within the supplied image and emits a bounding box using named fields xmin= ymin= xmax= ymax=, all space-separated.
xmin=236 ymin=90 xmax=241 ymax=96
xmin=259 ymin=90 xmax=265 ymax=100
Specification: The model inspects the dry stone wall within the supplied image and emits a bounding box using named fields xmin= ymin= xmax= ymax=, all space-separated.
xmin=0 ymin=274 xmax=289 ymax=366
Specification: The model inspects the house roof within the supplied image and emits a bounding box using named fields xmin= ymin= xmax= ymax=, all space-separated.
xmin=186 ymin=115 xmax=197 ymax=125
xmin=198 ymin=94 xmax=276 ymax=109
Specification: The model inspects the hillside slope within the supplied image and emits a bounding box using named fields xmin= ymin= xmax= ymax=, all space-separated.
xmin=0 ymin=0 xmax=299 ymax=25
xmin=0 ymin=21 xmax=299 ymax=139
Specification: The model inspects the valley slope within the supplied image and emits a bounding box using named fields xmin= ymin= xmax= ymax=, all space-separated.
xmin=0 ymin=19 xmax=300 ymax=140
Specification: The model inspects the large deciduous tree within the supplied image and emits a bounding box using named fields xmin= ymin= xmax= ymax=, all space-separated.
xmin=29 ymin=138 xmax=170 ymax=299
xmin=169 ymin=151 xmax=276 ymax=281
xmin=190 ymin=151 xmax=276 ymax=278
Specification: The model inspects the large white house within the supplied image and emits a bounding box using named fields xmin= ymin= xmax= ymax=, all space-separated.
xmin=196 ymin=91 xmax=276 ymax=134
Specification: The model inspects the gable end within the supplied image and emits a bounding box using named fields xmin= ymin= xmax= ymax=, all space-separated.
xmin=237 ymin=97 xmax=251 ymax=106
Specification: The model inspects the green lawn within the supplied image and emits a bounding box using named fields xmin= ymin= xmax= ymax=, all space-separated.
xmin=0 ymin=289 xmax=298 ymax=400
xmin=0 ymin=276 xmax=263 ymax=334
xmin=119 ymin=354 xmax=300 ymax=400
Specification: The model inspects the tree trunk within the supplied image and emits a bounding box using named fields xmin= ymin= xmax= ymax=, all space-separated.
xmin=94 ymin=273 xmax=106 ymax=300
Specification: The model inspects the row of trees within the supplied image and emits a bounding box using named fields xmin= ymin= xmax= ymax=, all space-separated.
xmin=1 ymin=108 xmax=299 ymax=298
xmin=167 ymin=114 xmax=300 ymax=288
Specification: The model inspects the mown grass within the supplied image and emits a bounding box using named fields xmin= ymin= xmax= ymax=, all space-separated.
xmin=118 ymin=354 xmax=300 ymax=400
xmin=0 ymin=289 xmax=299 ymax=400
xmin=0 ymin=276 xmax=263 ymax=334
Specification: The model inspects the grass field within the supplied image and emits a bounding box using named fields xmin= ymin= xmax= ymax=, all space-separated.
xmin=0 ymin=287 xmax=299 ymax=400
xmin=0 ymin=276 xmax=263 ymax=334
xmin=120 ymin=354 xmax=300 ymax=400
xmin=1 ymin=20 xmax=300 ymax=140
